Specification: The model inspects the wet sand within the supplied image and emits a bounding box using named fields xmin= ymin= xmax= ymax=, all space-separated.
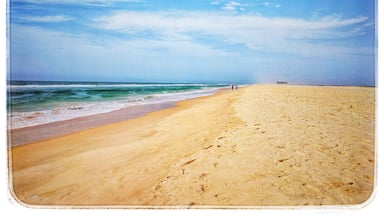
xmin=10 ymin=85 xmax=375 ymax=207
xmin=9 ymin=102 xmax=174 ymax=146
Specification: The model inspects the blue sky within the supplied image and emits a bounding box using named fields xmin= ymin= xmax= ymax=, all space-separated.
xmin=9 ymin=0 xmax=376 ymax=85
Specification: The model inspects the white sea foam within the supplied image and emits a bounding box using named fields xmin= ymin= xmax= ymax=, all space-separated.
xmin=7 ymin=83 xmax=215 ymax=90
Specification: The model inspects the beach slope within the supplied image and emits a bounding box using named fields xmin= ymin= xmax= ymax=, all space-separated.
xmin=10 ymin=85 xmax=375 ymax=206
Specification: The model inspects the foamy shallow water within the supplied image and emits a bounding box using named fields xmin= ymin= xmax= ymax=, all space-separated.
xmin=8 ymin=88 xmax=224 ymax=129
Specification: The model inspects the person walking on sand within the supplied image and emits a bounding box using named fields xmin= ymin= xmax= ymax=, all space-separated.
xmin=231 ymin=84 xmax=234 ymax=91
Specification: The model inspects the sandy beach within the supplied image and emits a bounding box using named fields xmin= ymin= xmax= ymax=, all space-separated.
xmin=9 ymin=85 xmax=375 ymax=207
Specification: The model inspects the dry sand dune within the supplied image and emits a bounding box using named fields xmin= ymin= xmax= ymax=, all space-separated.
xmin=10 ymin=85 xmax=375 ymax=207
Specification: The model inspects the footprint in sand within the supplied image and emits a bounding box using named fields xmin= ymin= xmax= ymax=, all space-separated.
xmin=183 ymin=159 xmax=196 ymax=166
xmin=204 ymin=145 xmax=214 ymax=150
xmin=196 ymin=173 xmax=210 ymax=193
xmin=231 ymin=145 xmax=238 ymax=153
xmin=278 ymin=158 xmax=289 ymax=163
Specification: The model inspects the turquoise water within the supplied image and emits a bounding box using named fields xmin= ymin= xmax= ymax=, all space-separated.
xmin=8 ymin=81 xmax=229 ymax=128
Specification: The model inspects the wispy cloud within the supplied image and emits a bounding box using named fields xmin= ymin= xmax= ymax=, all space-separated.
xmin=222 ymin=1 xmax=247 ymax=12
xmin=92 ymin=10 xmax=370 ymax=57
xmin=19 ymin=15 xmax=73 ymax=23
xmin=263 ymin=1 xmax=281 ymax=8
xmin=10 ymin=23 xmax=236 ymax=82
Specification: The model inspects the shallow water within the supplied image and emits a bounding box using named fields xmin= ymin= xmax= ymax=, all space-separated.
xmin=7 ymin=81 xmax=229 ymax=129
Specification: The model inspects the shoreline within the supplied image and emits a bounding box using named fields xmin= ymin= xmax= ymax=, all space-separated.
xmin=8 ymin=101 xmax=176 ymax=146
xmin=8 ymin=82 xmax=228 ymax=130
xmin=8 ymin=87 xmax=229 ymax=146
xmin=10 ymin=85 xmax=375 ymax=206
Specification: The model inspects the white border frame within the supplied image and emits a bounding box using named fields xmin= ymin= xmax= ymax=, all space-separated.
xmin=1 ymin=1 xmax=383 ymax=215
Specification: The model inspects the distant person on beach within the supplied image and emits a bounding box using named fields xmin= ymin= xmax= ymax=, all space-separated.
xmin=231 ymin=85 xmax=234 ymax=91
xmin=235 ymin=85 xmax=238 ymax=91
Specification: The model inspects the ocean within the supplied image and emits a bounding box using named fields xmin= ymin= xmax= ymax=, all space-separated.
xmin=7 ymin=81 xmax=229 ymax=129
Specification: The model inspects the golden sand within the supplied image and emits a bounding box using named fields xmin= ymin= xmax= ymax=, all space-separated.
xmin=10 ymin=85 xmax=375 ymax=207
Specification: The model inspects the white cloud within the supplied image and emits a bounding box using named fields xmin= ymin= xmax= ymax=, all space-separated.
xmin=19 ymin=15 xmax=72 ymax=23
xmin=263 ymin=2 xmax=281 ymax=8
xmin=92 ymin=11 xmax=370 ymax=56
xmin=210 ymin=1 xmax=221 ymax=5
xmin=11 ymin=24 xmax=238 ymax=82
xmin=222 ymin=1 xmax=247 ymax=12
xmin=222 ymin=5 xmax=235 ymax=11
xmin=229 ymin=1 xmax=241 ymax=6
